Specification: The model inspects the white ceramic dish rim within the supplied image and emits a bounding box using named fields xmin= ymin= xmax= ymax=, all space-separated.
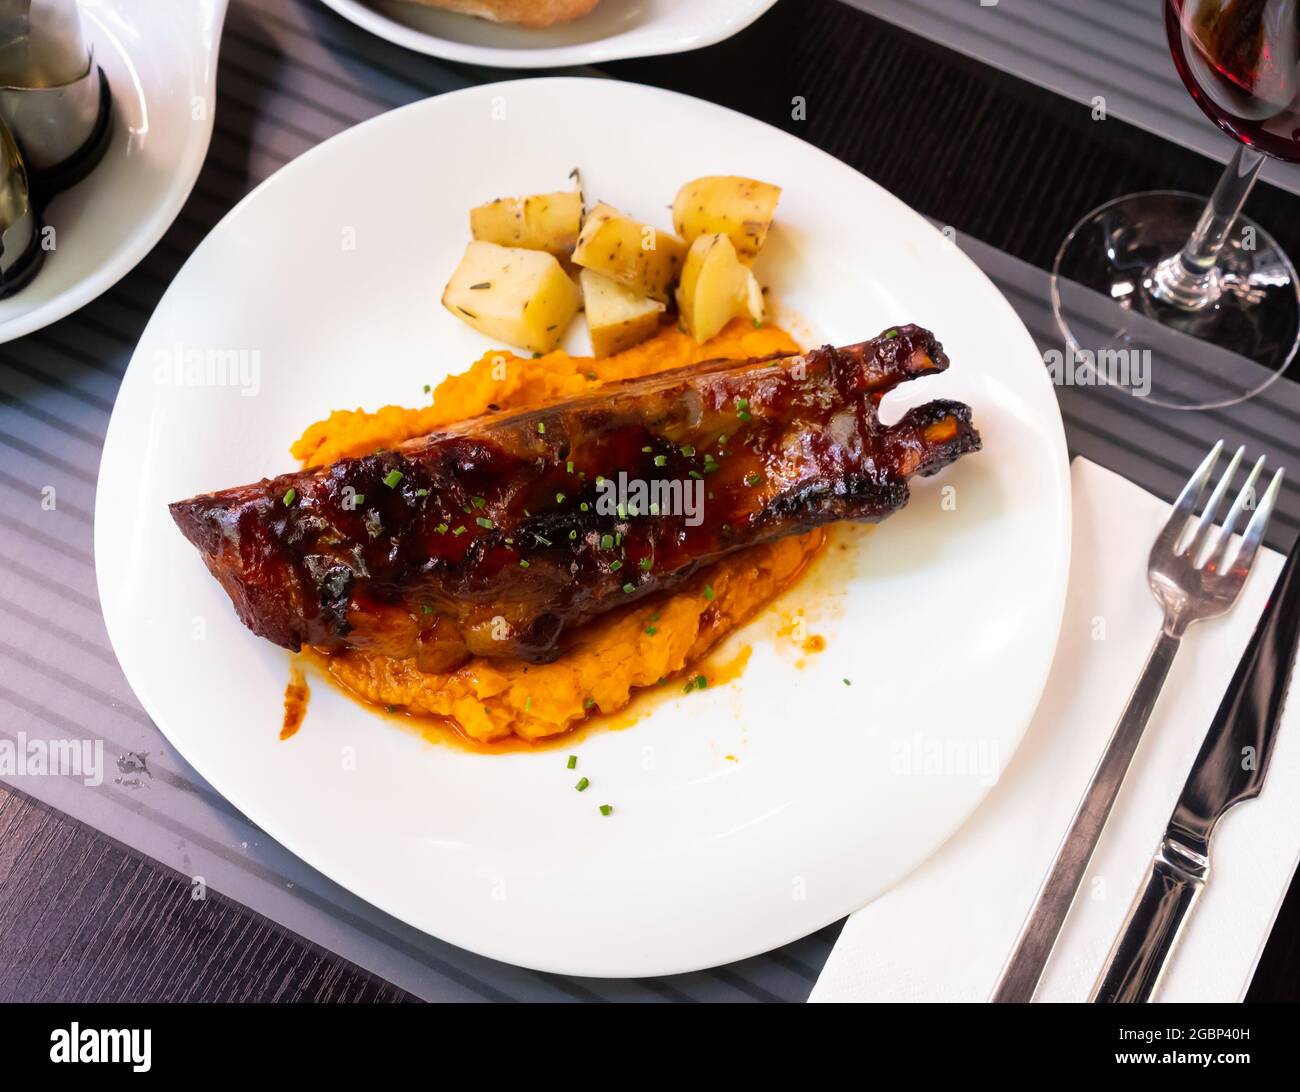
xmin=0 ymin=0 xmax=228 ymax=343
xmin=317 ymin=0 xmax=779 ymax=69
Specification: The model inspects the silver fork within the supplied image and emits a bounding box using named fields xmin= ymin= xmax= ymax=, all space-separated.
xmin=990 ymin=440 xmax=1284 ymax=1003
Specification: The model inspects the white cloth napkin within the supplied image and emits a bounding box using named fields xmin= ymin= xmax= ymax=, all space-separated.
xmin=810 ymin=457 xmax=1298 ymax=1002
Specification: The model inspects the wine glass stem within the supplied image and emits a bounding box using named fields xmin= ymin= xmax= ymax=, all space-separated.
xmin=1150 ymin=144 xmax=1266 ymax=311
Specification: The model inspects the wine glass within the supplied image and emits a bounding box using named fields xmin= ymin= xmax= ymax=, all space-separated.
xmin=1051 ymin=0 xmax=1300 ymax=410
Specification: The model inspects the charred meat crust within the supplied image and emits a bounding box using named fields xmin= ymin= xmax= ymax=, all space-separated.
xmin=169 ymin=324 xmax=981 ymax=667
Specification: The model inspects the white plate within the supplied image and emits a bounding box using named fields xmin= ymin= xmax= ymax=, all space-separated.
xmin=0 ymin=0 xmax=226 ymax=344
xmin=318 ymin=0 xmax=777 ymax=68
xmin=96 ymin=77 xmax=1070 ymax=977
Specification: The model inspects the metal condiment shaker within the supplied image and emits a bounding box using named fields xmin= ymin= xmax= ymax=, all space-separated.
xmin=0 ymin=0 xmax=112 ymax=196
xmin=0 ymin=116 xmax=43 ymax=298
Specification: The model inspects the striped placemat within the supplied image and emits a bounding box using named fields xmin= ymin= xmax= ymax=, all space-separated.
xmin=840 ymin=0 xmax=1300 ymax=197
xmin=0 ymin=0 xmax=1296 ymax=1003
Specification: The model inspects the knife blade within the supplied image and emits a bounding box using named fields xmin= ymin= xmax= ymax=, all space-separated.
xmin=1092 ymin=533 xmax=1300 ymax=1003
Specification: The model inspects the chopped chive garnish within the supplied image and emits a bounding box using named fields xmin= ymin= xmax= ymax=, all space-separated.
xmin=735 ymin=398 xmax=749 ymax=410
xmin=683 ymin=680 xmax=695 ymax=693
xmin=423 ymin=384 xmax=431 ymax=393
xmin=569 ymin=529 xmax=577 ymax=540
xmin=645 ymin=625 xmax=657 ymax=636
xmin=583 ymin=698 xmax=595 ymax=710
xmin=525 ymin=696 xmax=532 ymax=711
xmin=843 ymin=678 xmax=852 ymax=686
xmin=519 ymin=559 xmax=530 ymax=568
xmin=567 ymin=755 xmax=577 ymax=769
xmin=703 ymin=585 xmax=714 ymax=600
xmin=718 ymin=434 xmax=728 ymax=445
xmin=575 ymin=777 xmax=589 ymax=792
xmin=651 ymin=612 xmax=661 ymax=622
xmin=681 ymin=445 xmax=695 ymax=456
xmin=566 ymin=460 xmax=575 ymax=473
xmin=639 ymin=557 xmax=652 ymax=571
xmin=476 ymin=516 xmax=494 ymax=529
xmin=537 ymin=422 xmax=546 ymax=434
xmin=415 ymin=488 xmax=429 ymax=497
xmin=282 ymin=488 xmax=296 ymax=506
xmin=609 ymin=559 xmax=623 ymax=572
xmin=420 ymin=604 xmax=432 ymax=614
xmin=435 ymin=522 xmax=449 ymax=534
xmin=354 ymin=493 xmax=365 ymax=505
xmin=555 ymin=492 xmax=566 ymax=504
xmin=599 ymin=804 xmax=613 ymax=816
xmin=600 ymin=533 xmax=614 ymax=550
xmin=738 ymin=411 xmax=752 ymax=422
xmin=689 ymin=470 xmax=702 ymax=480
xmin=616 ymin=503 xmax=627 ymax=518
xmin=653 ymin=455 xmax=667 ymax=467
xmin=649 ymin=502 xmax=660 ymax=515
xmin=586 ymin=372 xmax=597 ymax=380
xmin=745 ymin=473 xmax=762 ymax=487
xmin=642 ymin=445 xmax=653 ymax=453
xmin=471 ymin=496 xmax=486 ymax=508
xmin=884 ymin=327 xmax=899 ymax=339
xmin=383 ymin=470 xmax=403 ymax=488
xmin=622 ymin=582 xmax=635 ymax=594
xmin=695 ymin=675 xmax=707 ymax=689
xmin=580 ymin=502 xmax=590 ymax=512
xmin=453 ymin=526 xmax=466 ymax=536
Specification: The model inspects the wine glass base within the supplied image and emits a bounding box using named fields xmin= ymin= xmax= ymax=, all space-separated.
xmin=1051 ymin=190 xmax=1300 ymax=410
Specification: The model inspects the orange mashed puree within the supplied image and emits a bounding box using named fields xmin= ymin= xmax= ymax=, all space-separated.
xmin=293 ymin=318 xmax=824 ymax=744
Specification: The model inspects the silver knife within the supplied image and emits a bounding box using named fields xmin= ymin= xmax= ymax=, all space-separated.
xmin=1092 ymin=535 xmax=1300 ymax=1003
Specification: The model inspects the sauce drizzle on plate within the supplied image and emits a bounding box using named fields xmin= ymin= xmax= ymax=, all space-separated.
xmin=281 ymin=662 xmax=310 ymax=740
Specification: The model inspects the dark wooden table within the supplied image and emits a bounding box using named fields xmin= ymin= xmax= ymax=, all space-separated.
xmin=2 ymin=0 xmax=1297 ymax=1002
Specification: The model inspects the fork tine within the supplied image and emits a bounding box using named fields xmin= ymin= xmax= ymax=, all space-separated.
xmin=1185 ymin=444 xmax=1245 ymax=563
xmin=1153 ymin=440 xmax=1223 ymax=557
xmin=1227 ymin=467 xmax=1285 ymax=576
xmin=1206 ymin=454 xmax=1266 ymax=572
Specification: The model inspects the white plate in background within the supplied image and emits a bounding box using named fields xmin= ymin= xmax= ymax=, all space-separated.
xmin=0 ymin=0 xmax=226 ymax=344
xmin=96 ymin=78 xmax=1070 ymax=977
xmin=318 ymin=0 xmax=777 ymax=68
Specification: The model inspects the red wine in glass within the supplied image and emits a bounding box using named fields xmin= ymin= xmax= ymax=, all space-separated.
xmin=1167 ymin=0 xmax=1300 ymax=162
xmin=1049 ymin=0 xmax=1300 ymax=410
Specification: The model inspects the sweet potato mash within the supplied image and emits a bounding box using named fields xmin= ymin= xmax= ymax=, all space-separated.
xmin=293 ymin=318 xmax=825 ymax=744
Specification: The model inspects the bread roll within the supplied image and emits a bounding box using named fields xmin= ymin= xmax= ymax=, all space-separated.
xmin=393 ymin=0 xmax=602 ymax=28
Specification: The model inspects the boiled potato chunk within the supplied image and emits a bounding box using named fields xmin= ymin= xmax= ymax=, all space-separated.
xmin=571 ymin=202 xmax=686 ymax=303
xmin=469 ymin=191 xmax=583 ymax=257
xmin=442 ymin=241 xmax=581 ymax=354
xmin=676 ymin=234 xmax=763 ymax=344
xmin=580 ymin=269 xmax=665 ymax=357
xmin=671 ymin=176 xmax=782 ymax=261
